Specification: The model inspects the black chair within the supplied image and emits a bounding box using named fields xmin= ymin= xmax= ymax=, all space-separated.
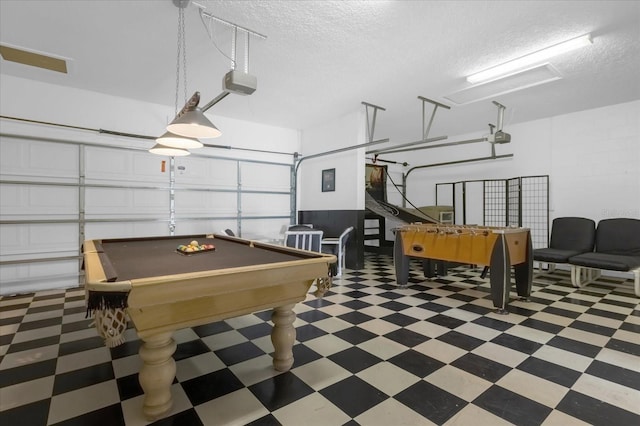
xmin=533 ymin=217 xmax=596 ymax=273
xmin=287 ymin=224 xmax=313 ymax=231
xmin=568 ymin=218 xmax=640 ymax=295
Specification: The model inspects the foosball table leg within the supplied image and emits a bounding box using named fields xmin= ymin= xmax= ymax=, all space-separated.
xmin=514 ymin=233 xmax=534 ymax=300
xmin=490 ymin=234 xmax=511 ymax=314
xmin=480 ymin=266 xmax=489 ymax=279
xmin=423 ymin=259 xmax=436 ymax=278
xmin=394 ymin=232 xmax=410 ymax=288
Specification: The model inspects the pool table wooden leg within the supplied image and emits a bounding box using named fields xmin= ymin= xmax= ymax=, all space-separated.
xmin=138 ymin=331 xmax=177 ymax=421
xmin=271 ymin=304 xmax=296 ymax=371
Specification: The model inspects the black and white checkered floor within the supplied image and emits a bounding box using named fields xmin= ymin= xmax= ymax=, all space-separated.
xmin=1 ymin=253 xmax=639 ymax=426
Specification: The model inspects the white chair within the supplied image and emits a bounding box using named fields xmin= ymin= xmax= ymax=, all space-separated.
xmin=284 ymin=230 xmax=323 ymax=252
xmin=321 ymin=226 xmax=354 ymax=277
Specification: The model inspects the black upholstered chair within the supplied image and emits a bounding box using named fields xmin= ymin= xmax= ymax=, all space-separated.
xmin=569 ymin=218 xmax=640 ymax=296
xmin=533 ymin=217 xmax=596 ymax=273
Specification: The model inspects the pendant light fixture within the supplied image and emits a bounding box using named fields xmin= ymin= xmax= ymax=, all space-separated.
xmin=166 ymin=108 xmax=221 ymax=138
xmin=150 ymin=0 xmax=216 ymax=156
xmin=148 ymin=143 xmax=191 ymax=156
xmin=165 ymin=0 xmax=220 ymax=140
xmin=156 ymin=131 xmax=203 ymax=149
xmin=149 ymin=0 xmax=271 ymax=156
xmin=166 ymin=90 xmax=221 ymax=139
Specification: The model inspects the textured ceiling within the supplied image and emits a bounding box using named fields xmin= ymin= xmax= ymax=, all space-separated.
xmin=1 ymin=0 xmax=639 ymax=144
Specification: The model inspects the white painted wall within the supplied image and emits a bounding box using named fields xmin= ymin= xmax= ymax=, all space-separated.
xmin=548 ymin=101 xmax=640 ymax=221
xmin=297 ymin=109 xmax=366 ymax=211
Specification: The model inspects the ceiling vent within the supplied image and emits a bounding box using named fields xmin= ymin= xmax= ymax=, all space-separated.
xmin=0 ymin=44 xmax=69 ymax=74
xmin=444 ymin=64 xmax=562 ymax=105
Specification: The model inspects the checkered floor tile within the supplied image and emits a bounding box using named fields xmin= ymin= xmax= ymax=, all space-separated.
xmin=1 ymin=254 xmax=639 ymax=425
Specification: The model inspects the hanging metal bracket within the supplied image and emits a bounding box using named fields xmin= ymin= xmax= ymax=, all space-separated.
xmin=493 ymin=101 xmax=506 ymax=131
xmin=487 ymin=101 xmax=511 ymax=144
xmin=364 ymin=96 xmax=450 ymax=159
xmin=418 ymin=96 xmax=450 ymax=141
xmin=362 ymin=102 xmax=386 ymax=143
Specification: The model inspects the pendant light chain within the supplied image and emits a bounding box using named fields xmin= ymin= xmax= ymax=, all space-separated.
xmin=174 ymin=7 xmax=188 ymax=116
xmin=174 ymin=9 xmax=181 ymax=116
xmin=181 ymin=7 xmax=188 ymax=108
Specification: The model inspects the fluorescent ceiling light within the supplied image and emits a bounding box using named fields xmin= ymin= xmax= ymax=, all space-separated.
xmin=447 ymin=64 xmax=562 ymax=105
xmin=467 ymin=34 xmax=592 ymax=84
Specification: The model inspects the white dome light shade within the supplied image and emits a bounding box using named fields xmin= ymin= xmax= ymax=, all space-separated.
xmin=148 ymin=143 xmax=191 ymax=156
xmin=156 ymin=131 xmax=203 ymax=149
xmin=167 ymin=109 xmax=222 ymax=138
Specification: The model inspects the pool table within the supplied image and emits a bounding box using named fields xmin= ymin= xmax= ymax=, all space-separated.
xmin=83 ymin=233 xmax=335 ymax=420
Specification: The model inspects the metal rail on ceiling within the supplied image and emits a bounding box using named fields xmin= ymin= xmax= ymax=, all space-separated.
xmin=0 ymin=115 xmax=296 ymax=156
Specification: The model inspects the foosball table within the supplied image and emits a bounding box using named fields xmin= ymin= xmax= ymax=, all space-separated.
xmin=394 ymin=223 xmax=533 ymax=313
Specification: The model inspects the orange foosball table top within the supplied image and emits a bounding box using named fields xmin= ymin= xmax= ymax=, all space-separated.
xmin=397 ymin=223 xmax=530 ymax=266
